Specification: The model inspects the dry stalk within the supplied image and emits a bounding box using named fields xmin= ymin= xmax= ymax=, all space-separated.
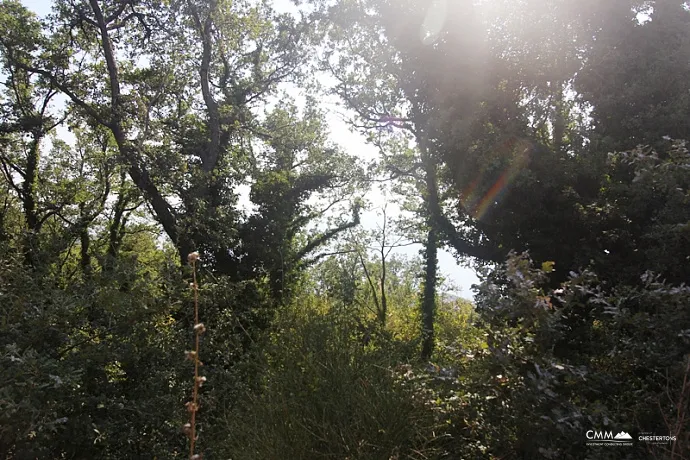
xmin=183 ymin=251 xmax=206 ymax=460
xmin=670 ymin=356 xmax=690 ymax=459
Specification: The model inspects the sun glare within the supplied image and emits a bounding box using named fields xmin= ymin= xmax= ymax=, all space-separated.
xmin=420 ymin=0 xmax=448 ymax=45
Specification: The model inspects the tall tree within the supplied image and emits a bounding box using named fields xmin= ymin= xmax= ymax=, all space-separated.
xmin=0 ymin=0 xmax=362 ymax=288
xmin=321 ymin=0 xmax=500 ymax=358
xmin=237 ymin=97 xmax=363 ymax=301
xmin=0 ymin=0 xmax=66 ymax=266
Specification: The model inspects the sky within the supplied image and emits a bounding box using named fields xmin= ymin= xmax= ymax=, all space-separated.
xmin=19 ymin=0 xmax=482 ymax=299
xmin=320 ymin=102 xmax=481 ymax=299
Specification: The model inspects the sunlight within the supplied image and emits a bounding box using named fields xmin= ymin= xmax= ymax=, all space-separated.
xmin=420 ymin=0 xmax=448 ymax=45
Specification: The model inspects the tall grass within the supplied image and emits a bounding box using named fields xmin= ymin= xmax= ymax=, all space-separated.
xmin=219 ymin=300 xmax=446 ymax=459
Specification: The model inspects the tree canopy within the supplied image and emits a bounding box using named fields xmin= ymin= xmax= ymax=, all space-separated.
xmin=1 ymin=0 xmax=689 ymax=458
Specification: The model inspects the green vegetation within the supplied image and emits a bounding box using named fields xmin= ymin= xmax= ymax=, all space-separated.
xmin=1 ymin=0 xmax=689 ymax=458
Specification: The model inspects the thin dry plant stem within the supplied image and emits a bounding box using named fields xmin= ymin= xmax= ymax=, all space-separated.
xmin=190 ymin=258 xmax=199 ymax=458
xmin=184 ymin=251 xmax=205 ymax=460
xmin=671 ymin=356 xmax=690 ymax=460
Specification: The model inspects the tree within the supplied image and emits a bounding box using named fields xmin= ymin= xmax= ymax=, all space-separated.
xmin=576 ymin=0 xmax=690 ymax=151
xmin=1 ymin=0 xmax=360 ymax=280
xmin=237 ymin=97 xmax=364 ymax=302
xmin=351 ymin=202 xmax=417 ymax=327
xmin=0 ymin=0 xmax=66 ymax=266
xmin=320 ymin=0 xmax=497 ymax=358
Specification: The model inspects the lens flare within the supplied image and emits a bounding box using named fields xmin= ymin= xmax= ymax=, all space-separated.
xmin=461 ymin=137 xmax=531 ymax=221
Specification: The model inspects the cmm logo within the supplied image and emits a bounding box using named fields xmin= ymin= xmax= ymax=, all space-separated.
xmin=587 ymin=430 xmax=614 ymax=440
xmin=586 ymin=430 xmax=633 ymax=446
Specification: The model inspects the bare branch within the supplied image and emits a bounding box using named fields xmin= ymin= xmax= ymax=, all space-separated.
xmin=358 ymin=250 xmax=380 ymax=314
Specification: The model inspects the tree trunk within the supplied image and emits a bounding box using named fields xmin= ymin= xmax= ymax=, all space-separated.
xmin=88 ymin=0 xmax=184 ymax=261
xmin=552 ymin=82 xmax=565 ymax=155
xmin=22 ymin=132 xmax=41 ymax=267
xmin=420 ymin=226 xmax=438 ymax=361
xmin=418 ymin=130 xmax=439 ymax=361
xmin=79 ymin=223 xmax=92 ymax=278
xmin=380 ymin=249 xmax=387 ymax=327
xmin=103 ymin=181 xmax=130 ymax=272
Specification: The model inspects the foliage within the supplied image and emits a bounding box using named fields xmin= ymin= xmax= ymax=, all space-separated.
xmin=219 ymin=299 xmax=443 ymax=460
xmin=456 ymin=252 xmax=690 ymax=459
xmin=1 ymin=0 xmax=689 ymax=459
xmin=0 ymin=242 xmax=188 ymax=458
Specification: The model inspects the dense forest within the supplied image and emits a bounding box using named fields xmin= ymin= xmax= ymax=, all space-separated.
xmin=1 ymin=0 xmax=689 ymax=458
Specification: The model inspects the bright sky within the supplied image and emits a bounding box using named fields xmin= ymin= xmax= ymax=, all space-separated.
xmin=320 ymin=107 xmax=481 ymax=300
xmin=20 ymin=0 xmax=481 ymax=299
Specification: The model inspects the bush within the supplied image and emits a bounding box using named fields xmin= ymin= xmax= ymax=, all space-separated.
xmin=220 ymin=299 xmax=446 ymax=460
xmin=0 ymin=246 xmax=188 ymax=458
xmin=444 ymin=252 xmax=690 ymax=460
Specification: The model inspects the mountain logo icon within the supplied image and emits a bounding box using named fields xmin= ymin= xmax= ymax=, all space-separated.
xmin=614 ymin=432 xmax=632 ymax=440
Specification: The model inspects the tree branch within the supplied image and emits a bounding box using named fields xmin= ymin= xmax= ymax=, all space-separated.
xmin=294 ymin=204 xmax=361 ymax=262
xmin=358 ymin=249 xmax=381 ymax=315
xmin=191 ymin=1 xmax=221 ymax=172
xmin=12 ymin=62 xmax=110 ymax=127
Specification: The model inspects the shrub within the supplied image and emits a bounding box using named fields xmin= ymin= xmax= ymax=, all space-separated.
xmin=220 ymin=299 xmax=446 ymax=459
